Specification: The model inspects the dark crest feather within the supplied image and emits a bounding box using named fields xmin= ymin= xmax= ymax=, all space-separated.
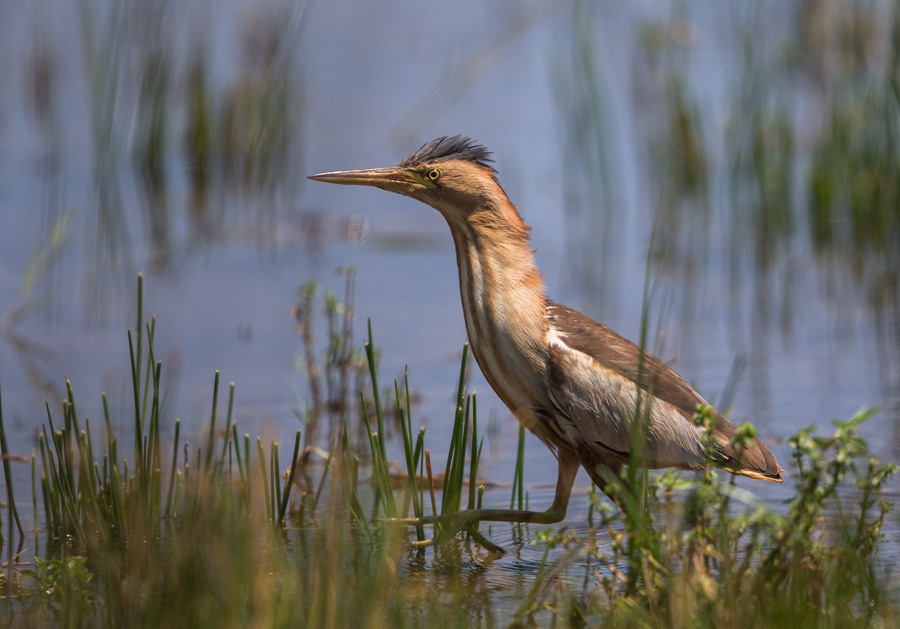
xmin=398 ymin=136 xmax=496 ymax=174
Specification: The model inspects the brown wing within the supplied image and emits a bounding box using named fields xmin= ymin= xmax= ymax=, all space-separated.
xmin=546 ymin=301 xmax=784 ymax=481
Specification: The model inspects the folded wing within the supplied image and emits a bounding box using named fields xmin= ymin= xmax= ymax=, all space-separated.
xmin=545 ymin=302 xmax=784 ymax=482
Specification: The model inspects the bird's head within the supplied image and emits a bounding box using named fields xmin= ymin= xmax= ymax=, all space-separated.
xmin=309 ymin=136 xmax=508 ymax=223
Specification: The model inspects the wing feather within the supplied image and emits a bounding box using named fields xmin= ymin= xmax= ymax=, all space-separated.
xmin=546 ymin=301 xmax=784 ymax=481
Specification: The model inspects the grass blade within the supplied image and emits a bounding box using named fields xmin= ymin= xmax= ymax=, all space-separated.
xmin=205 ymin=371 xmax=220 ymax=473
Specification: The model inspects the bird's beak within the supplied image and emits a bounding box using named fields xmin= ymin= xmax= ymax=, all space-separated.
xmin=308 ymin=167 xmax=421 ymax=193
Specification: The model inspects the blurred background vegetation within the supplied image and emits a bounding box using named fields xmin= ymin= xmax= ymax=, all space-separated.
xmin=1 ymin=0 xmax=900 ymax=623
xmin=4 ymin=0 xmax=898 ymax=428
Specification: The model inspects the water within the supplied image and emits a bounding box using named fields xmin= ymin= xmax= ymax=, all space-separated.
xmin=1 ymin=0 xmax=899 ymax=602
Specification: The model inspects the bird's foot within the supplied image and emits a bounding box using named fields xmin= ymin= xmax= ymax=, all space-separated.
xmin=386 ymin=510 xmax=502 ymax=552
xmin=384 ymin=506 xmax=567 ymax=554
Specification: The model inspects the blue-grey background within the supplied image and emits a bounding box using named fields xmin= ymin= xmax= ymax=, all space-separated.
xmin=1 ymin=0 xmax=898 ymax=570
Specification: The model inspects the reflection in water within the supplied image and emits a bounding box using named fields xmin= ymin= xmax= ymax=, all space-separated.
xmin=808 ymin=63 xmax=900 ymax=328
xmin=648 ymin=72 xmax=711 ymax=333
xmin=78 ymin=0 xmax=132 ymax=323
xmin=10 ymin=24 xmax=69 ymax=403
xmin=184 ymin=47 xmax=214 ymax=240
xmin=25 ymin=11 xmax=66 ymax=328
xmin=803 ymin=2 xmax=900 ymax=447
xmin=724 ymin=6 xmax=798 ymax=429
xmin=550 ymin=2 xmax=900 ymax=435
xmin=0 ymin=213 xmax=74 ymax=402
xmin=222 ymin=7 xmax=303 ymax=198
xmin=68 ymin=0 xmax=308 ymax=320
xmin=4 ymin=0 xmax=900 ymax=609
xmin=10 ymin=1 xmax=896 ymax=432
xmin=637 ymin=20 xmax=711 ymax=341
xmin=133 ymin=0 xmax=173 ymax=271
xmin=549 ymin=0 xmax=621 ymax=315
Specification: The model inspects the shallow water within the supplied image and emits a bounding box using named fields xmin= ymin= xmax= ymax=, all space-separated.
xmin=1 ymin=0 xmax=899 ymax=595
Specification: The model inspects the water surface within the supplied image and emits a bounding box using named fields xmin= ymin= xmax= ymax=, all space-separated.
xmin=1 ymin=0 xmax=898 ymax=594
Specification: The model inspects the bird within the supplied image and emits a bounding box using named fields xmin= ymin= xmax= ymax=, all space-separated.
xmin=309 ymin=135 xmax=784 ymax=548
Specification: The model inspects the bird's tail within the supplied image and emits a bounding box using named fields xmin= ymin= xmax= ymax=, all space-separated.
xmin=719 ymin=433 xmax=785 ymax=482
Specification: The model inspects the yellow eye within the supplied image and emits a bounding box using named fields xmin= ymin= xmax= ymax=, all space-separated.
xmin=425 ymin=167 xmax=442 ymax=182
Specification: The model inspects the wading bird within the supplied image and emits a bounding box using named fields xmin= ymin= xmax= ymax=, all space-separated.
xmin=310 ymin=136 xmax=783 ymax=550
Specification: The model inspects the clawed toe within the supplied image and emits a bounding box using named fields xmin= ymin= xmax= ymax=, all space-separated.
xmin=382 ymin=511 xmax=505 ymax=553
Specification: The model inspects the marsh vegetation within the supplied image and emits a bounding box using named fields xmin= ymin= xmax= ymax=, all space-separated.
xmin=2 ymin=0 xmax=900 ymax=625
xmin=0 ymin=275 xmax=897 ymax=627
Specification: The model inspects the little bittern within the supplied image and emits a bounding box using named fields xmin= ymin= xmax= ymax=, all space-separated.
xmin=310 ymin=136 xmax=783 ymax=549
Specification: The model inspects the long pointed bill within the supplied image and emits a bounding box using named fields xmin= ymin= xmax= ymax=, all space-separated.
xmin=308 ymin=167 xmax=421 ymax=193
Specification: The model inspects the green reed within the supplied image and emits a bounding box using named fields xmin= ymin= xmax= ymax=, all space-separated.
xmin=510 ymin=424 xmax=525 ymax=510
xmin=1 ymin=271 xmax=898 ymax=627
xmin=357 ymin=322 xmax=482 ymax=541
xmin=439 ymin=343 xmax=474 ymax=517
xmin=510 ymin=405 xmax=898 ymax=628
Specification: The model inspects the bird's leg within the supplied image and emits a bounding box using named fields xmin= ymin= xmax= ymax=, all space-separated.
xmin=387 ymin=452 xmax=581 ymax=551
xmin=582 ymin=460 xmax=626 ymax=512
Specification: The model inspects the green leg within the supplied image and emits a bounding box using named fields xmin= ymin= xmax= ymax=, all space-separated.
xmin=388 ymin=450 xmax=581 ymax=552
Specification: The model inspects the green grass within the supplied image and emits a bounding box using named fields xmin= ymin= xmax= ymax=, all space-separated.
xmin=0 ymin=273 xmax=897 ymax=627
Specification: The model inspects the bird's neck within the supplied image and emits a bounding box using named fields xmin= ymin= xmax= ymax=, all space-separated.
xmin=442 ymin=198 xmax=549 ymax=412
